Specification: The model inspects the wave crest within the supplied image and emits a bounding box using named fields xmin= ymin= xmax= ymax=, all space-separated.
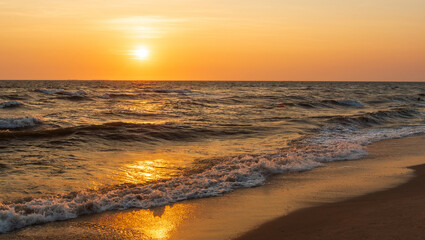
xmin=334 ymin=99 xmax=364 ymax=106
xmin=0 ymin=101 xmax=23 ymax=109
xmin=329 ymin=108 xmax=420 ymax=127
xmin=0 ymin=117 xmax=42 ymax=129
xmin=2 ymin=125 xmax=425 ymax=233
xmin=35 ymin=89 xmax=88 ymax=98
xmin=0 ymin=121 xmax=261 ymax=141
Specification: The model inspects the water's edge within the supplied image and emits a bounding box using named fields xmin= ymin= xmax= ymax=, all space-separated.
xmin=2 ymin=134 xmax=425 ymax=240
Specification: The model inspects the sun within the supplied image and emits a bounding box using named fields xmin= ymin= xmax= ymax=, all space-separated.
xmin=132 ymin=46 xmax=150 ymax=60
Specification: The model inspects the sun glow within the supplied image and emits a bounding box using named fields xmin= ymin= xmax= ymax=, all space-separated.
xmin=132 ymin=46 xmax=150 ymax=60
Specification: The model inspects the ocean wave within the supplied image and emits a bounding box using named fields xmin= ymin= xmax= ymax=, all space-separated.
xmin=321 ymin=99 xmax=364 ymax=107
xmin=35 ymin=89 xmax=88 ymax=98
xmin=152 ymin=89 xmax=192 ymax=94
xmin=98 ymin=94 xmax=111 ymax=99
xmin=0 ymin=117 xmax=42 ymax=130
xmin=294 ymin=102 xmax=319 ymax=108
xmin=103 ymin=109 xmax=160 ymax=117
xmin=0 ymin=122 xmax=157 ymax=139
xmin=0 ymin=94 xmax=29 ymax=101
xmin=334 ymin=99 xmax=364 ymax=107
xmin=97 ymin=93 xmax=143 ymax=99
xmin=329 ymin=108 xmax=420 ymax=127
xmin=1 ymin=124 xmax=425 ymax=233
xmin=294 ymin=99 xmax=364 ymax=109
xmin=0 ymin=121 xmax=259 ymax=141
xmin=0 ymin=101 xmax=23 ymax=109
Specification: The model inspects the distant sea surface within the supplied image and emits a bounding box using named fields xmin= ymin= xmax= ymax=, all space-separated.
xmin=1 ymin=80 xmax=425 ymax=232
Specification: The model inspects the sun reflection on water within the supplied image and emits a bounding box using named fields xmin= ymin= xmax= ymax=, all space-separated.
xmin=119 ymin=99 xmax=165 ymax=113
xmin=94 ymin=204 xmax=193 ymax=239
xmin=125 ymin=160 xmax=166 ymax=183
xmin=118 ymin=158 xmax=184 ymax=184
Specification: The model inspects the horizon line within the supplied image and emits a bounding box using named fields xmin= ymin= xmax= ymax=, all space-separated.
xmin=1 ymin=79 xmax=425 ymax=82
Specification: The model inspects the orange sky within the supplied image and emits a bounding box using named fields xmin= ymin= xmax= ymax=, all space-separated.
xmin=0 ymin=0 xmax=424 ymax=81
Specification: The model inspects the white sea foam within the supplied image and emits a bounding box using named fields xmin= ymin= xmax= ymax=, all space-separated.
xmin=336 ymin=99 xmax=364 ymax=107
xmin=98 ymin=94 xmax=111 ymax=99
xmin=1 ymin=124 xmax=425 ymax=233
xmin=0 ymin=101 xmax=23 ymax=109
xmin=69 ymin=90 xmax=88 ymax=96
xmin=35 ymin=89 xmax=88 ymax=97
xmin=0 ymin=117 xmax=42 ymax=129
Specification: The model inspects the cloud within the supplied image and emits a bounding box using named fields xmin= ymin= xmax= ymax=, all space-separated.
xmin=106 ymin=16 xmax=186 ymax=39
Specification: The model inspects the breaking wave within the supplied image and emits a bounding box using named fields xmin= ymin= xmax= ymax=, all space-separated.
xmin=0 ymin=101 xmax=23 ymax=109
xmin=1 ymin=125 xmax=425 ymax=233
xmin=0 ymin=117 xmax=42 ymax=130
xmin=35 ymin=89 xmax=88 ymax=99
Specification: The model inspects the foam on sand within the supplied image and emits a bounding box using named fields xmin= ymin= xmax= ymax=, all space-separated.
xmin=1 ymin=124 xmax=425 ymax=233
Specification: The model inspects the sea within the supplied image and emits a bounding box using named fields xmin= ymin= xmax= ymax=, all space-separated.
xmin=0 ymin=80 xmax=424 ymax=233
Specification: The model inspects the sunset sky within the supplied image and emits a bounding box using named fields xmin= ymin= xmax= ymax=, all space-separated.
xmin=0 ymin=0 xmax=424 ymax=81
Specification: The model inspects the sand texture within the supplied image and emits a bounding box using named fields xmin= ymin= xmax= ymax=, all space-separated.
xmin=236 ymin=136 xmax=425 ymax=240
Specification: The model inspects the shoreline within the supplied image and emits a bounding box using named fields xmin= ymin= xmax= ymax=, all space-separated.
xmin=236 ymin=165 xmax=425 ymax=240
xmin=2 ymin=135 xmax=425 ymax=239
xmin=236 ymin=135 xmax=425 ymax=240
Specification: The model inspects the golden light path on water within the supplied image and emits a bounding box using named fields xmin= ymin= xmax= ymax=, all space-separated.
xmin=120 ymin=158 xmax=184 ymax=184
xmin=94 ymin=204 xmax=193 ymax=239
xmin=65 ymin=92 xmax=296 ymax=239
xmin=115 ymin=99 xmax=165 ymax=115
xmin=6 ymin=136 xmax=425 ymax=240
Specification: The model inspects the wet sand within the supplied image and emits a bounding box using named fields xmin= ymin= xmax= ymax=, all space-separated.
xmin=236 ymin=135 xmax=425 ymax=240
xmin=2 ymin=135 xmax=425 ymax=239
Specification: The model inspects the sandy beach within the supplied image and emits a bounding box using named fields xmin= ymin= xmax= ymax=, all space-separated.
xmin=2 ymin=0 xmax=425 ymax=238
xmin=2 ymin=134 xmax=425 ymax=239
xmin=236 ymin=135 xmax=425 ymax=240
